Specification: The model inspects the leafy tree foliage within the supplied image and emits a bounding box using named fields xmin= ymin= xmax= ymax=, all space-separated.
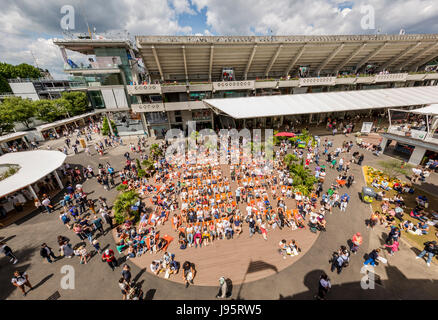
xmin=1 ymin=97 xmax=36 ymax=128
xmin=61 ymin=91 xmax=89 ymax=116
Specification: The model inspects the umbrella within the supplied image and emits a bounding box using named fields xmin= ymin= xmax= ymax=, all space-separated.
xmin=275 ymin=132 xmax=296 ymax=137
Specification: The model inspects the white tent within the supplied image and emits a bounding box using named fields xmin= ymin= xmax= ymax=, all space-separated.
xmin=204 ymin=86 xmax=438 ymax=119
xmin=0 ymin=150 xmax=66 ymax=198
xmin=409 ymin=104 xmax=438 ymax=116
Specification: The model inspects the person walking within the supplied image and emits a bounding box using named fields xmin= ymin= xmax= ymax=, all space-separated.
xmin=11 ymin=271 xmax=33 ymax=296
xmin=92 ymin=215 xmax=105 ymax=235
xmin=40 ymin=243 xmax=58 ymax=263
xmin=0 ymin=242 xmax=18 ymax=264
xmin=357 ymin=154 xmax=364 ymax=166
xmin=101 ymin=207 xmax=114 ymax=229
xmin=416 ymin=241 xmax=438 ymax=267
xmin=182 ymin=261 xmax=196 ymax=288
xmin=351 ymin=232 xmax=363 ymax=254
xmin=41 ymin=197 xmax=53 ymax=214
xmin=122 ymin=264 xmax=132 ymax=284
xmin=216 ymin=276 xmax=228 ymax=299
xmin=315 ymin=273 xmax=331 ymax=300
xmin=102 ymin=249 xmax=118 ymax=271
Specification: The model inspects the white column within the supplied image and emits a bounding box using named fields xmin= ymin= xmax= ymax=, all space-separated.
xmin=53 ymin=170 xmax=64 ymax=189
xmin=28 ymin=185 xmax=38 ymax=200
xmin=22 ymin=137 xmax=29 ymax=148
xmin=408 ymin=146 xmax=427 ymax=165
xmin=380 ymin=137 xmax=388 ymax=152
xmin=106 ymin=112 xmax=115 ymax=136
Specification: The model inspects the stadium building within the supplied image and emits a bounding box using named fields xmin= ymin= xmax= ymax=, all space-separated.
xmin=55 ymin=34 xmax=438 ymax=145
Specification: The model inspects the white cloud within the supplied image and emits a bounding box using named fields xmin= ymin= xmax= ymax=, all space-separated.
xmin=169 ymin=0 xmax=196 ymax=15
xmin=1 ymin=0 xmax=438 ymax=81
xmin=198 ymin=0 xmax=438 ymax=35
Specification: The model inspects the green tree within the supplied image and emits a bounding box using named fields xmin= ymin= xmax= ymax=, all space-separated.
xmin=141 ymin=159 xmax=156 ymax=177
xmin=1 ymin=97 xmax=36 ymax=128
xmin=61 ymin=91 xmax=89 ymax=116
xmin=101 ymin=117 xmax=117 ymax=136
xmin=34 ymin=100 xmax=62 ymax=123
xmin=0 ymin=62 xmax=41 ymax=93
xmin=52 ymin=98 xmax=72 ymax=118
xmin=13 ymin=63 xmax=41 ymax=79
xmin=113 ymin=190 xmax=140 ymax=224
xmin=0 ymin=103 xmax=15 ymax=135
xmin=149 ymin=143 xmax=163 ymax=160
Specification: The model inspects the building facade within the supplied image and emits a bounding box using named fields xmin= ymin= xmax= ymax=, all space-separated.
xmin=55 ymin=34 xmax=438 ymax=137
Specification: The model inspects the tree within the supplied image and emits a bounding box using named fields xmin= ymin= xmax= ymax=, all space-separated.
xmin=52 ymin=98 xmax=72 ymax=118
xmin=61 ymin=91 xmax=89 ymax=116
xmin=149 ymin=143 xmax=163 ymax=160
xmin=101 ymin=117 xmax=117 ymax=136
xmin=0 ymin=62 xmax=41 ymax=93
xmin=1 ymin=97 xmax=36 ymax=128
xmin=34 ymin=100 xmax=62 ymax=123
xmin=13 ymin=63 xmax=41 ymax=79
xmin=0 ymin=103 xmax=15 ymax=135
xmin=113 ymin=190 xmax=140 ymax=224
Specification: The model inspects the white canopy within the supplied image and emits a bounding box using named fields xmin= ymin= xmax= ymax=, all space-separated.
xmin=0 ymin=132 xmax=27 ymax=145
xmin=204 ymin=86 xmax=438 ymax=119
xmin=0 ymin=150 xmax=66 ymax=198
xmin=36 ymin=111 xmax=102 ymax=132
xmin=409 ymin=104 xmax=438 ymax=116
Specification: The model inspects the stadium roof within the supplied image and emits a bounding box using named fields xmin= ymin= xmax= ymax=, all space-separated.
xmin=203 ymin=86 xmax=438 ymax=119
xmin=0 ymin=150 xmax=66 ymax=199
xmin=136 ymin=34 xmax=438 ymax=81
xmin=53 ymin=39 xmax=135 ymax=55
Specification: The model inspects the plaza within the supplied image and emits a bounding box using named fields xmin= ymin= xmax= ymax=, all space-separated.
xmin=0 ymin=120 xmax=437 ymax=300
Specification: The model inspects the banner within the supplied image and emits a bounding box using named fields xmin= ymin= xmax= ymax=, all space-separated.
xmin=361 ymin=122 xmax=373 ymax=133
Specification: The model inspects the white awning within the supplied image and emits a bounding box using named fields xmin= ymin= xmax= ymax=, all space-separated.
xmin=409 ymin=104 xmax=438 ymax=116
xmin=203 ymin=86 xmax=438 ymax=119
xmin=0 ymin=132 xmax=28 ymax=144
xmin=0 ymin=150 xmax=66 ymax=198
xmin=36 ymin=111 xmax=101 ymax=132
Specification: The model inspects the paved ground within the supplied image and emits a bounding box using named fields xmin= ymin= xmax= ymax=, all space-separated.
xmin=0 ymin=130 xmax=437 ymax=300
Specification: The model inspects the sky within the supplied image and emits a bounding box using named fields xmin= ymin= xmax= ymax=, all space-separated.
xmin=1 ymin=0 xmax=438 ymax=80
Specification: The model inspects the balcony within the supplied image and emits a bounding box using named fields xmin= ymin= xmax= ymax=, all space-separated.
xmin=299 ymin=77 xmax=336 ymax=87
xmin=127 ymin=84 xmax=162 ymax=95
xmin=212 ymin=80 xmax=255 ymax=91
xmin=375 ymin=73 xmax=408 ymax=83
xmin=387 ymin=125 xmax=433 ymax=140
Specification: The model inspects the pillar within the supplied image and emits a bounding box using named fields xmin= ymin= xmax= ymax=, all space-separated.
xmin=28 ymin=185 xmax=38 ymax=200
xmin=408 ymin=146 xmax=427 ymax=166
xmin=106 ymin=112 xmax=115 ymax=136
xmin=379 ymin=137 xmax=388 ymax=152
xmin=53 ymin=170 xmax=64 ymax=189
xmin=21 ymin=136 xmax=29 ymax=148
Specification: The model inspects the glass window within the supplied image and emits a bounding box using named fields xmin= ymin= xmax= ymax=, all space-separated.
xmin=146 ymin=111 xmax=168 ymax=124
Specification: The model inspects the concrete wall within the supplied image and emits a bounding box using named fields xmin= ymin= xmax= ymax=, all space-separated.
xmin=408 ymin=146 xmax=427 ymax=165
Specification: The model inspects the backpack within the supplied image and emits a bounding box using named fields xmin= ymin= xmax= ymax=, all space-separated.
xmin=62 ymin=215 xmax=70 ymax=223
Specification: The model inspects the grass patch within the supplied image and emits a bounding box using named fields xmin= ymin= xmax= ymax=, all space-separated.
xmin=363 ymin=166 xmax=438 ymax=253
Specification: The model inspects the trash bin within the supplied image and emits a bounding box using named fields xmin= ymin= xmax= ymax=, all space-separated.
xmin=361 ymin=186 xmax=376 ymax=204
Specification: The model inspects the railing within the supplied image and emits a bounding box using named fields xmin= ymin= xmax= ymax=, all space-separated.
xmin=387 ymin=125 xmax=429 ymax=140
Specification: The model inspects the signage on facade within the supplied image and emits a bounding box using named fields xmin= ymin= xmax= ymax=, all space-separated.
xmin=127 ymin=84 xmax=162 ymax=94
xmin=131 ymin=103 xmax=165 ymax=113
xmin=361 ymin=122 xmax=373 ymax=133
xmin=213 ymin=80 xmax=255 ymax=91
